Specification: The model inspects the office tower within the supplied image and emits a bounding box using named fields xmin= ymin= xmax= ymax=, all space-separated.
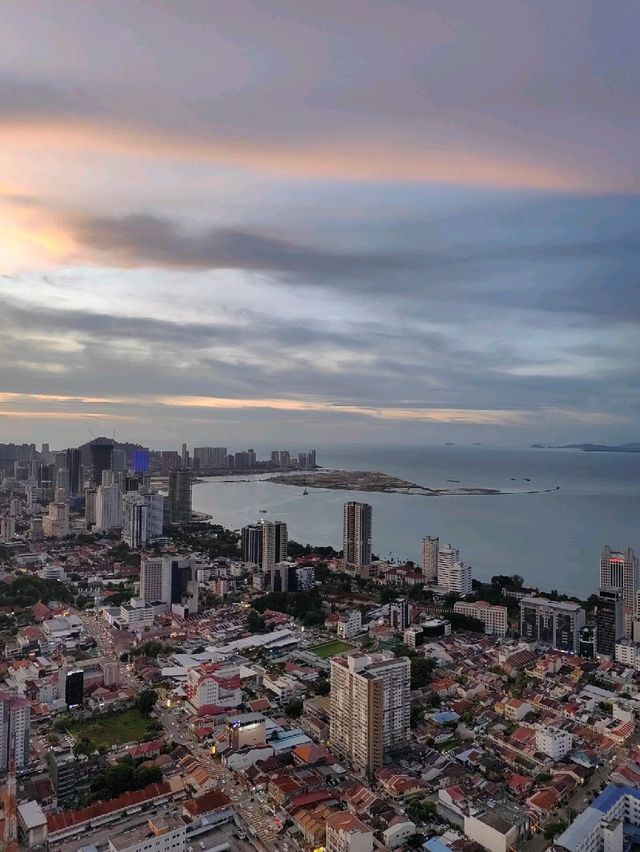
xmin=421 ymin=536 xmax=439 ymax=581
xmin=122 ymin=491 xmax=164 ymax=548
xmin=161 ymin=450 xmax=180 ymax=475
xmin=279 ymin=450 xmax=290 ymax=466
xmin=90 ymin=441 xmax=113 ymax=485
xmin=30 ymin=518 xmax=44 ymax=542
xmin=596 ymin=589 xmax=624 ymax=658
xmin=64 ymin=670 xmax=84 ymax=709
xmin=343 ymin=502 xmax=372 ymax=570
xmin=111 ymin=447 xmax=126 ymax=472
xmin=600 ymin=546 xmax=639 ymax=610
xmin=270 ymin=450 xmax=280 ymax=466
xmin=140 ymin=555 xmax=197 ymax=612
xmin=168 ymin=468 xmax=192 ymax=525
xmin=519 ymin=596 xmax=586 ymax=652
xmin=330 ymin=651 xmax=410 ymax=775
xmin=54 ymin=450 xmax=67 ymax=469
xmin=390 ymin=597 xmax=410 ymax=631
xmin=270 ymin=562 xmax=292 ymax=593
xmin=181 ymin=443 xmax=189 ymax=469
xmin=55 ymin=466 xmax=69 ymax=492
xmin=37 ymin=463 xmax=55 ymax=489
xmin=438 ymin=560 xmax=472 ymax=596
xmin=133 ymin=449 xmax=150 ymax=474
xmin=0 ymin=692 xmax=30 ymax=771
xmin=65 ymin=448 xmax=82 ymax=496
xmin=95 ymin=483 xmax=123 ymax=532
xmin=41 ymin=443 xmax=50 ymax=460
xmin=579 ymin=626 xmax=596 ymax=659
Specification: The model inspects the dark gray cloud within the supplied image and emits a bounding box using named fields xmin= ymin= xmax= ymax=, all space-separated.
xmin=70 ymin=214 xmax=404 ymax=275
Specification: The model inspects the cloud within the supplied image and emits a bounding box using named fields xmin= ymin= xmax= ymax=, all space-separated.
xmin=68 ymin=213 xmax=404 ymax=275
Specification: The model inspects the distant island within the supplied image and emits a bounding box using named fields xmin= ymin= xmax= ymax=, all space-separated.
xmin=267 ymin=469 xmax=550 ymax=496
xmin=533 ymin=442 xmax=640 ymax=454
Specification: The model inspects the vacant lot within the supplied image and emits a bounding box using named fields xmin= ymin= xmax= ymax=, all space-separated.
xmin=311 ymin=640 xmax=356 ymax=658
xmin=68 ymin=708 xmax=154 ymax=748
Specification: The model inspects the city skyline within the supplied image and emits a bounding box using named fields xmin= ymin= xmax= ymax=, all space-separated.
xmin=1 ymin=2 xmax=639 ymax=446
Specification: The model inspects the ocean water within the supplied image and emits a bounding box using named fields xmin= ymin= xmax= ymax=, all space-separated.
xmin=191 ymin=445 xmax=640 ymax=598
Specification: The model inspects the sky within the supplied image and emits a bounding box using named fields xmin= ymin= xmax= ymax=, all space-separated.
xmin=0 ymin=0 xmax=638 ymax=450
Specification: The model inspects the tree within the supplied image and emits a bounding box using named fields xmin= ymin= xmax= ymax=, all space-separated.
xmin=543 ymin=819 xmax=567 ymax=840
xmin=136 ymin=689 xmax=158 ymax=716
xmin=315 ymin=680 xmax=330 ymax=696
xmin=410 ymin=655 xmax=437 ymax=690
xmin=410 ymin=704 xmax=425 ymax=728
xmin=284 ymin=699 xmax=303 ymax=718
xmin=88 ymin=756 xmax=162 ymax=803
xmin=247 ymin=609 xmax=266 ymax=633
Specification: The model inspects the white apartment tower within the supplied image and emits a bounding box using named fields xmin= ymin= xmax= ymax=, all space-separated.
xmin=122 ymin=491 xmax=164 ymax=548
xmin=439 ymin=560 xmax=472 ymax=596
xmin=343 ymin=502 xmax=372 ymax=570
xmin=0 ymin=692 xmax=30 ymax=771
xmin=421 ymin=535 xmax=439 ymax=581
xmin=95 ymin=483 xmax=123 ymax=532
xmin=330 ymin=651 xmax=410 ymax=775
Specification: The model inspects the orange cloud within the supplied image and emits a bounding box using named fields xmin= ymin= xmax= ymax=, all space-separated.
xmin=1 ymin=118 xmax=603 ymax=194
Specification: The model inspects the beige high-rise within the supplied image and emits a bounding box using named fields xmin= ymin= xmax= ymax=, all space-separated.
xmin=330 ymin=651 xmax=410 ymax=775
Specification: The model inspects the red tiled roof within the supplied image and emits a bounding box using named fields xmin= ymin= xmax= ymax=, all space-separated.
xmin=47 ymin=782 xmax=172 ymax=833
xmin=183 ymin=790 xmax=231 ymax=817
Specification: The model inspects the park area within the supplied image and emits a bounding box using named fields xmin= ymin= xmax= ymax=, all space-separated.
xmin=311 ymin=640 xmax=356 ymax=658
xmin=67 ymin=708 xmax=156 ymax=749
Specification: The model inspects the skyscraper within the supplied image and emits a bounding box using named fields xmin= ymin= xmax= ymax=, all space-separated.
xmin=94 ymin=483 xmax=123 ymax=532
xmin=0 ymin=692 xmax=30 ymax=771
xmin=438 ymin=560 xmax=472 ymax=596
xmin=122 ymin=491 xmax=164 ymax=548
xmin=421 ymin=536 xmax=439 ymax=581
xmin=330 ymin=651 xmax=410 ymax=775
xmin=343 ymin=502 xmax=372 ymax=571
xmin=168 ymin=468 xmax=192 ymax=525
xmin=65 ymin=448 xmax=82 ymax=496
xmin=600 ymin=546 xmax=639 ymax=610
xmin=140 ymin=555 xmax=197 ymax=613
xmin=596 ymin=589 xmax=624 ymax=658
xmin=241 ymin=519 xmax=287 ymax=569
xmin=90 ymin=441 xmax=113 ymax=486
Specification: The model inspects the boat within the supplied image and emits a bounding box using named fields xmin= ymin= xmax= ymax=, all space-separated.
xmin=259 ymin=509 xmax=268 ymax=513
xmin=302 ymin=489 xmax=309 ymax=495
xmin=523 ymin=478 xmax=531 ymax=482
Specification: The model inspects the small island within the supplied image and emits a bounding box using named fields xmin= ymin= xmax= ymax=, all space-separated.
xmin=268 ymin=469 xmax=515 ymax=496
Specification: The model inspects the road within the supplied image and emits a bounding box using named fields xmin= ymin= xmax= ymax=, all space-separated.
xmin=156 ymin=704 xmax=301 ymax=852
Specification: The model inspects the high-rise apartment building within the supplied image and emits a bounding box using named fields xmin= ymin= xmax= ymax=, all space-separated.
xmin=168 ymin=469 xmax=192 ymax=525
xmin=0 ymin=691 xmax=30 ymax=771
xmin=84 ymin=486 xmax=97 ymax=528
xmin=421 ymin=536 xmax=439 ymax=581
xmin=122 ymin=491 xmax=164 ymax=548
xmin=437 ymin=543 xmax=459 ymax=577
xmin=140 ymin=556 xmax=164 ymax=603
xmin=330 ymin=651 xmax=410 ymax=775
xmin=438 ymin=560 xmax=472 ymax=596
xmin=596 ymin=589 xmax=624 ymax=658
xmin=192 ymin=447 xmax=227 ymax=469
xmin=390 ymin=597 xmax=410 ymax=631
xmin=95 ymin=483 xmax=123 ymax=532
xmin=343 ymin=502 xmax=372 ymax=571
xmin=241 ymin=519 xmax=287 ymax=569
xmin=43 ymin=497 xmax=69 ymax=538
xmin=520 ymin=596 xmax=586 ymax=652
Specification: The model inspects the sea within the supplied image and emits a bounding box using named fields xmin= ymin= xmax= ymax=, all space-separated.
xmin=191 ymin=445 xmax=640 ymax=598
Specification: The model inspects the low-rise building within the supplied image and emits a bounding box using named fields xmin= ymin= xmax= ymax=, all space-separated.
xmin=535 ymin=726 xmax=573 ymax=760
xmin=453 ymin=601 xmax=508 ymax=636
xmin=108 ymin=816 xmax=186 ymax=852
xmin=337 ymin=609 xmax=362 ymax=640
xmin=326 ymin=810 xmax=374 ymax=852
